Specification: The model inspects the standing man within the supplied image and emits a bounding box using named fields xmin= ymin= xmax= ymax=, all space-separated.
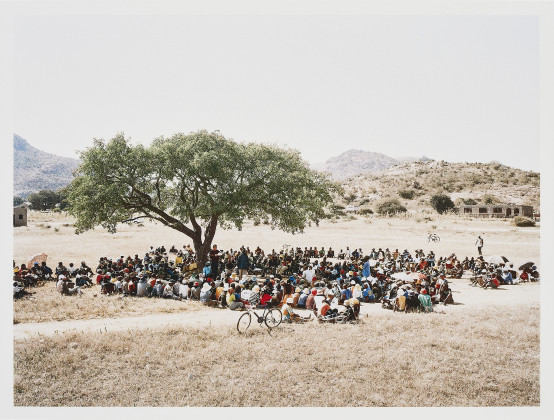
xmin=237 ymin=247 xmax=250 ymax=279
xmin=209 ymin=244 xmax=221 ymax=281
xmin=475 ymin=235 xmax=484 ymax=256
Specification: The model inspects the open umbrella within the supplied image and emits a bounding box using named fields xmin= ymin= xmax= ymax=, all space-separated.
xmin=27 ymin=253 xmax=48 ymax=267
xmin=410 ymin=272 xmax=426 ymax=280
xmin=487 ymin=255 xmax=509 ymax=265
xmin=391 ymin=272 xmax=413 ymax=282
xmin=518 ymin=262 xmax=534 ymax=271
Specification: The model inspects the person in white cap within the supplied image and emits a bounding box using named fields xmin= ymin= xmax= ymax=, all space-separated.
xmin=200 ymin=281 xmax=212 ymax=303
xmin=283 ymin=297 xmax=311 ymax=322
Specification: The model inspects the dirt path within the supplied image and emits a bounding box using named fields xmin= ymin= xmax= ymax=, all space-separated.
xmin=13 ymin=277 xmax=540 ymax=341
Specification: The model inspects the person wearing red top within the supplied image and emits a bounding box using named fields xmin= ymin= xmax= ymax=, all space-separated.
xmin=305 ymin=290 xmax=316 ymax=310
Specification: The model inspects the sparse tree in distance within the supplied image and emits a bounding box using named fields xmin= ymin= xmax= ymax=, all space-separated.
xmin=430 ymin=194 xmax=455 ymax=214
xmin=27 ymin=189 xmax=61 ymax=211
xmin=13 ymin=196 xmax=24 ymax=207
xmin=376 ymin=199 xmax=407 ymax=215
xmin=67 ymin=130 xmax=336 ymax=271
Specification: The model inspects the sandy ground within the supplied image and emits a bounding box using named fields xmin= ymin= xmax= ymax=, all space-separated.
xmin=14 ymin=212 xmax=540 ymax=269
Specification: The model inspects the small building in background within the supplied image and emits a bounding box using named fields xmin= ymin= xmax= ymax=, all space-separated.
xmin=459 ymin=205 xmax=533 ymax=218
xmin=13 ymin=206 xmax=28 ymax=227
xmin=345 ymin=205 xmax=358 ymax=213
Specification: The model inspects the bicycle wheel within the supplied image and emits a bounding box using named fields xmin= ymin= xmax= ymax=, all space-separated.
xmin=433 ymin=236 xmax=440 ymax=243
xmin=264 ymin=308 xmax=282 ymax=329
xmin=237 ymin=312 xmax=251 ymax=334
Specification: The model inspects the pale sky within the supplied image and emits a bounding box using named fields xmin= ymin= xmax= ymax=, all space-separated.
xmin=14 ymin=13 xmax=539 ymax=169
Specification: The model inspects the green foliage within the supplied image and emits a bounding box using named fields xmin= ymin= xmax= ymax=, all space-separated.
xmin=27 ymin=190 xmax=62 ymax=211
xmin=462 ymin=198 xmax=478 ymax=205
xmin=359 ymin=208 xmax=373 ymax=215
xmin=13 ymin=196 xmax=24 ymax=207
xmin=67 ymin=131 xmax=336 ymax=263
xmin=512 ymin=216 xmax=535 ymax=227
xmin=398 ymin=189 xmax=415 ymax=199
xmin=430 ymin=194 xmax=455 ymax=214
xmin=482 ymin=194 xmax=498 ymax=205
xmin=376 ymin=199 xmax=407 ymax=215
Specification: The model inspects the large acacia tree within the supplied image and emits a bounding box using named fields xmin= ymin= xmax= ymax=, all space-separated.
xmin=67 ymin=130 xmax=335 ymax=271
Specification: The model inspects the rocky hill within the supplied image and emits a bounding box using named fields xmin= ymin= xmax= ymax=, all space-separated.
xmin=338 ymin=160 xmax=540 ymax=213
xmin=312 ymin=149 xmax=430 ymax=180
xmin=13 ymin=134 xmax=80 ymax=198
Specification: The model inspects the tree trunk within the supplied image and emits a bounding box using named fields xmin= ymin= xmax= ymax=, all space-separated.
xmin=191 ymin=215 xmax=219 ymax=275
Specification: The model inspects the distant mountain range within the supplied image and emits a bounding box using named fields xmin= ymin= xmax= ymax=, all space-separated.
xmin=13 ymin=134 xmax=80 ymax=198
xmin=312 ymin=149 xmax=432 ymax=180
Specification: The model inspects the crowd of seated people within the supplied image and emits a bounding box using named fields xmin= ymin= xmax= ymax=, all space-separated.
xmin=13 ymin=244 xmax=538 ymax=320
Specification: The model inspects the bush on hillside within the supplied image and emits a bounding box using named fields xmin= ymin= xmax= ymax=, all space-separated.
xmin=512 ymin=216 xmax=535 ymax=227
xmin=398 ymin=189 xmax=415 ymax=199
xmin=376 ymin=199 xmax=407 ymax=215
xmin=462 ymin=198 xmax=478 ymax=205
xmin=482 ymin=194 xmax=498 ymax=205
xmin=359 ymin=208 xmax=373 ymax=215
xmin=430 ymin=194 xmax=455 ymax=214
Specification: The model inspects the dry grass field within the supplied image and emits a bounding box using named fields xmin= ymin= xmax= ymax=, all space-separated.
xmin=13 ymin=282 xmax=203 ymax=324
xmin=11 ymin=211 xmax=541 ymax=407
xmin=13 ymin=305 xmax=539 ymax=407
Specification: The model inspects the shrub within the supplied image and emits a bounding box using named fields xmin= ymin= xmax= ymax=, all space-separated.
xmin=512 ymin=216 xmax=535 ymax=227
xmin=462 ymin=198 xmax=478 ymax=205
xmin=344 ymin=193 xmax=357 ymax=204
xmin=359 ymin=208 xmax=373 ymax=215
xmin=398 ymin=189 xmax=415 ymax=199
xmin=430 ymin=194 xmax=455 ymax=214
xmin=376 ymin=199 xmax=407 ymax=215
xmin=482 ymin=194 xmax=498 ymax=205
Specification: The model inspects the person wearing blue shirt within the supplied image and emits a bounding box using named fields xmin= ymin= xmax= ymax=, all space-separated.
xmin=362 ymin=258 xmax=370 ymax=278
xmin=203 ymin=263 xmax=211 ymax=278
xmin=502 ymin=269 xmax=513 ymax=285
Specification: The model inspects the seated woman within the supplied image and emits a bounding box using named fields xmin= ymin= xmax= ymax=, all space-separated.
xmin=349 ymin=298 xmax=361 ymax=319
xmin=297 ymin=288 xmax=309 ymax=308
xmin=282 ymin=297 xmax=307 ymax=322
xmin=227 ymin=287 xmax=244 ymax=310
xmin=418 ymin=289 xmax=433 ymax=312
xmin=249 ymin=285 xmax=261 ymax=307
xmin=439 ymin=283 xmax=454 ymax=305
xmin=292 ymin=287 xmax=301 ymax=307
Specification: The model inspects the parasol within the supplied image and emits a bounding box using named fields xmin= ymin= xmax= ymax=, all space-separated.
xmin=518 ymin=262 xmax=534 ymax=271
xmin=487 ymin=255 xmax=509 ymax=265
xmin=391 ymin=272 xmax=414 ymax=282
xmin=27 ymin=253 xmax=48 ymax=267
xmin=410 ymin=272 xmax=426 ymax=280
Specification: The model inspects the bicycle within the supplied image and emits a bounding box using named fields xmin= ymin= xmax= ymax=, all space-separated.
xmin=237 ymin=303 xmax=282 ymax=334
xmin=427 ymin=233 xmax=440 ymax=243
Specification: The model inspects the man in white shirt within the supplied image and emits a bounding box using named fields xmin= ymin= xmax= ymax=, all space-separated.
xmin=303 ymin=265 xmax=315 ymax=284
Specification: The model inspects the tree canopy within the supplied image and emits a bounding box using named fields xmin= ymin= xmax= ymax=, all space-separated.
xmin=27 ymin=189 xmax=62 ymax=211
xmin=430 ymin=194 xmax=455 ymax=214
xmin=67 ymin=130 xmax=336 ymax=268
